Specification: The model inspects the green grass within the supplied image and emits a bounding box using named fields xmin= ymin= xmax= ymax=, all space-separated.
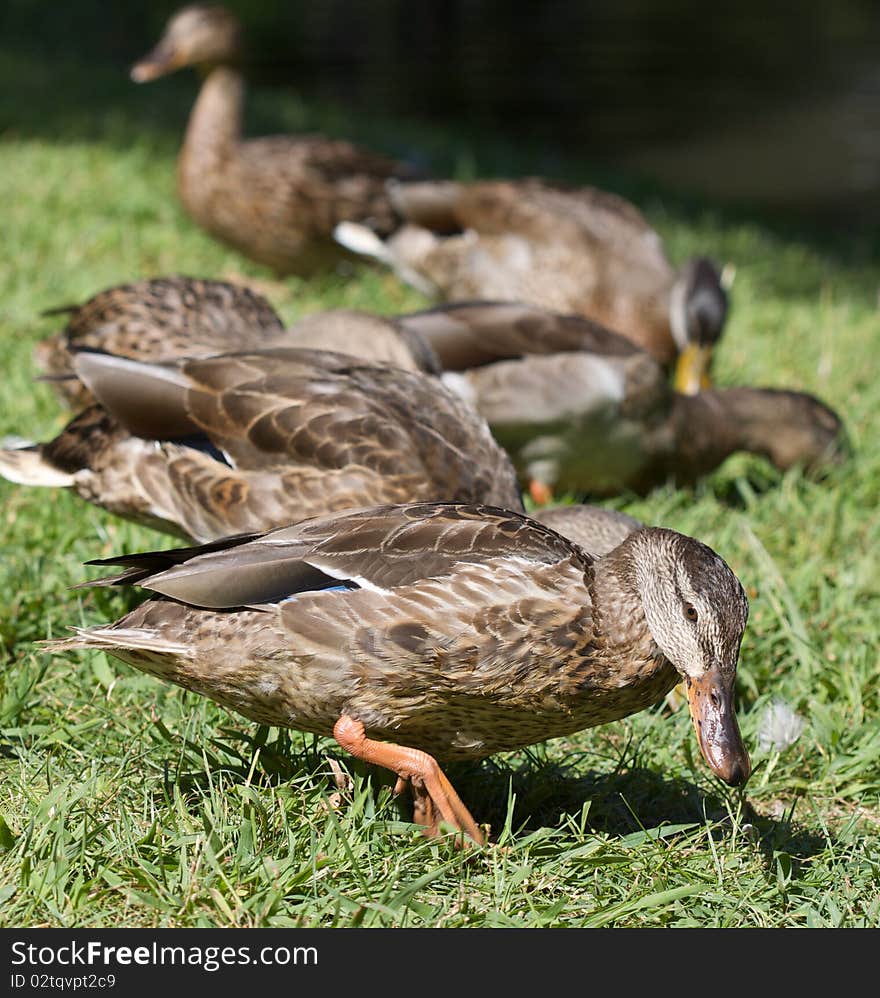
xmin=1 ymin=64 xmax=879 ymax=929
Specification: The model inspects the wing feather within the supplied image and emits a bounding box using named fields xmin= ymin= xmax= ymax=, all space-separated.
xmin=77 ymin=503 xmax=591 ymax=610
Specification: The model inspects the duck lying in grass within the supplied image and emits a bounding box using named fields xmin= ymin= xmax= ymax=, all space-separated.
xmin=32 ymin=283 xmax=848 ymax=501
xmin=2 ymin=349 xmax=520 ymax=542
xmin=49 ymin=501 xmax=752 ymax=844
xmin=395 ymin=301 xmax=848 ymax=502
xmin=34 ymin=275 xmax=441 ymax=410
xmin=335 ymin=176 xmax=729 ymax=393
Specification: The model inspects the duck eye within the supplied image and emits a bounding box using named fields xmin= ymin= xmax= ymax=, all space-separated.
xmin=684 ymin=604 xmax=698 ymax=622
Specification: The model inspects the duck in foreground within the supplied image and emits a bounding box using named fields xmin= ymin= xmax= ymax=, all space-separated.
xmin=336 ymin=176 xmax=729 ymax=392
xmin=131 ymin=5 xmax=418 ymax=274
xmin=1 ymin=349 xmax=520 ymax=542
xmin=50 ymin=502 xmax=752 ymax=845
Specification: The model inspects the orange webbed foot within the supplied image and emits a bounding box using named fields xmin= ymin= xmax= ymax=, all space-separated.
xmin=528 ymin=479 xmax=554 ymax=506
xmin=333 ymin=715 xmax=485 ymax=846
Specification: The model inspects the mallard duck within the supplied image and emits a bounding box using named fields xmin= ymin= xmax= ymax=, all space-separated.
xmin=393 ymin=301 xmax=847 ymax=501
xmin=277 ymin=309 xmax=441 ymax=376
xmin=50 ymin=501 xmax=752 ymax=844
xmin=131 ymin=5 xmax=417 ymax=274
xmin=1 ymin=349 xmax=521 ymax=542
xmin=32 ymin=290 xmax=845 ymax=502
xmin=336 ymin=177 xmax=729 ymax=392
xmin=35 ymin=275 xmax=441 ymax=410
xmin=35 ymin=275 xmax=285 ymax=410
xmin=531 ymin=503 xmax=642 ymax=555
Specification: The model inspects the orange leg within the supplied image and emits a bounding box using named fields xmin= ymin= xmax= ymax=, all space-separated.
xmin=333 ymin=715 xmax=484 ymax=846
xmin=529 ymin=479 xmax=554 ymax=506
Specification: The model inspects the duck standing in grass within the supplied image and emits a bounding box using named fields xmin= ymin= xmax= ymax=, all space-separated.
xmin=130 ymin=5 xmax=419 ymax=274
xmin=336 ymin=177 xmax=729 ymax=393
xmin=51 ymin=501 xmax=752 ymax=844
xmin=1 ymin=349 xmax=521 ymax=542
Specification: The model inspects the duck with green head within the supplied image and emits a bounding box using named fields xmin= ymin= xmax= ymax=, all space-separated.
xmin=394 ymin=300 xmax=848 ymax=503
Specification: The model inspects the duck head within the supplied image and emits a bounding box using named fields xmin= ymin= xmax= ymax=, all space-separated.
xmin=754 ymin=388 xmax=849 ymax=475
xmin=629 ymin=528 xmax=751 ymax=786
xmin=131 ymin=5 xmax=242 ymax=82
xmin=669 ymin=257 xmax=729 ymax=395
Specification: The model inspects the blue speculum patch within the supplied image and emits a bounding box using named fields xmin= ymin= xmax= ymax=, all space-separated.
xmin=176 ymin=434 xmax=233 ymax=467
xmin=279 ymin=582 xmax=360 ymax=604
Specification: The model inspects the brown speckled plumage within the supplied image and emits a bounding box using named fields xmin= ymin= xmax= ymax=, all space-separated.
xmin=2 ymin=350 xmax=522 ymax=542
xmin=398 ymin=301 xmax=848 ymax=496
xmin=342 ymin=177 xmax=729 ymax=371
xmin=133 ymin=5 xmax=415 ymax=274
xmin=35 ymin=276 xmax=285 ymax=409
xmin=35 ymin=276 xmax=442 ymax=410
xmin=52 ymin=503 xmax=749 ymax=769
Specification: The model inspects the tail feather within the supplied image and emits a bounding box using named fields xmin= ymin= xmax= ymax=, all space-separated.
xmin=71 ymin=531 xmax=260 ymax=590
xmin=33 ymin=373 xmax=79 ymax=384
xmin=72 ymin=351 xmax=194 ymax=439
xmin=0 ymin=446 xmax=75 ymax=487
xmin=42 ymin=626 xmax=192 ymax=658
xmin=40 ymin=303 xmax=80 ymax=318
xmin=334 ymin=222 xmax=438 ymax=297
xmin=333 ymin=221 xmax=392 ymax=264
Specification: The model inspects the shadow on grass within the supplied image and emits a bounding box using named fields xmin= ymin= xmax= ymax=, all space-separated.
xmin=459 ymin=756 xmax=729 ymax=833
xmin=566 ymin=452 xmax=854 ymax=519
xmin=453 ymin=754 xmax=830 ymax=869
xmin=150 ymin=725 xmax=829 ymax=863
xmin=673 ymin=465 xmax=789 ymax=514
xmin=565 ymin=467 xmax=786 ymax=516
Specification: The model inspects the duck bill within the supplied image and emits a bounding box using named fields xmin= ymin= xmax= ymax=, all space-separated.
xmin=685 ymin=671 xmax=751 ymax=786
xmin=673 ymin=343 xmax=714 ymax=395
xmin=130 ymin=42 xmax=182 ymax=83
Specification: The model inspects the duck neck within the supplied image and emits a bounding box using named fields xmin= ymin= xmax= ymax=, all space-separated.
xmin=590 ymin=530 xmax=664 ymax=663
xmin=181 ymin=64 xmax=244 ymax=168
xmin=583 ymin=530 xmax=680 ymax=706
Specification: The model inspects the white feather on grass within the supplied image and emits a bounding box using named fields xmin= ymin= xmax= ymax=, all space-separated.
xmin=758 ymin=699 xmax=806 ymax=753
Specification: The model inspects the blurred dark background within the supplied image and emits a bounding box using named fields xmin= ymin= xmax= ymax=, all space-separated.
xmin=4 ymin=0 xmax=880 ymax=234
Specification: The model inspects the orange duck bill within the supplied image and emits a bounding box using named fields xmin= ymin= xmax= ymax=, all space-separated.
xmin=130 ymin=41 xmax=183 ymax=83
xmin=685 ymin=670 xmax=751 ymax=787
